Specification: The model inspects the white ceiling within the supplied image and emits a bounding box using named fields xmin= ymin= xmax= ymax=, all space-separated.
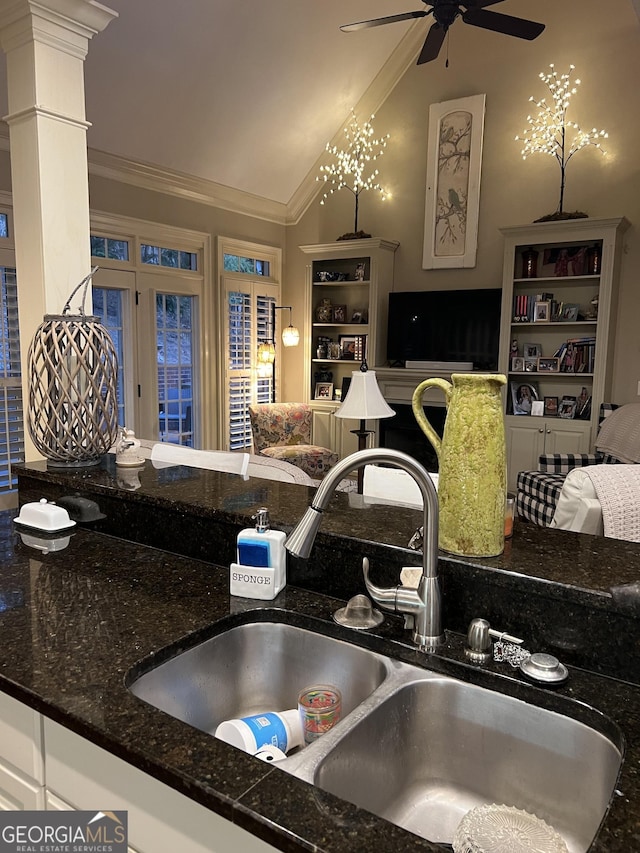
xmin=83 ymin=0 xmax=417 ymax=206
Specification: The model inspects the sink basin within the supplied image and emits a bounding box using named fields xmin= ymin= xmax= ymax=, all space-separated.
xmin=128 ymin=621 xmax=388 ymax=737
xmin=312 ymin=677 xmax=622 ymax=853
xmin=128 ymin=619 xmax=622 ymax=853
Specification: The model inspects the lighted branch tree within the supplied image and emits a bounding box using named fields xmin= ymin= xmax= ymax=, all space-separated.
xmin=317 ymin=111 xmax=390 ymax=239
xmin=515 ymin=64 xmax=608 ymax=221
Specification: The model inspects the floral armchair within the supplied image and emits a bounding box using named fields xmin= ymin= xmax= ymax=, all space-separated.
xmin=248 ymin=403 xmax=338 ymax=479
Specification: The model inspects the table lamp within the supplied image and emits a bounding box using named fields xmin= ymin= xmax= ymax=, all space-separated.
xmin=335 ymin=365 xmax=395 ymax=493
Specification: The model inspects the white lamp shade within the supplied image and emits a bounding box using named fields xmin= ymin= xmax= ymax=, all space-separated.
xmin=335 ymin=371 xmax=395 ymax=420
xmin=282 ymin=325 xmax=300 ymax=347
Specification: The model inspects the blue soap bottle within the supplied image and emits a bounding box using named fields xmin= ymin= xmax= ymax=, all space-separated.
xmin=231 ymin=508 xmax=286 ymax=599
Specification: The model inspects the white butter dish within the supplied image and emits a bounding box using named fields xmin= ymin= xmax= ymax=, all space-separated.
xmin=14 ymin=498 xmax=76 ymax=533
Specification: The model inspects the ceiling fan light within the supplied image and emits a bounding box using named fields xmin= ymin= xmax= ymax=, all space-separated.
xmin=282 ymin=325 xmax=300 ymax=347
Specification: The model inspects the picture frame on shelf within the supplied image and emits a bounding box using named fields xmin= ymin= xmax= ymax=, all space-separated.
xmin=338 ymin=334 xmax=367 ymax=361
xmin=537 ymin=356 xmax=560 ymax=373
xmin=543 ymin=396 xmax=559 ymax=417
xmin=534 ymin=301 xmax=551 ymax=322
xmin=524 ymin=358 xmax=538 ymax=372
xmin=576 ymin=387 xmax=592 ymax=419
xmin=510 ymin=381 xmax=539 ymax=415
xmin=523 ymin=343 xmax=542 ymax=359
xmin=561 ymin=303 xmax=581 ymax=322
xmin=559 ymin=398 xmax=577 ymax=419
xmin=511 ymin=356 xmax=525 ymax=372
xmin=314 ymin=382 xmax=333 ymax=400
xmin=332 ymin=304 xmax=347 ymax=323
xmin=351 ymin=310 xmax=364 ymax=323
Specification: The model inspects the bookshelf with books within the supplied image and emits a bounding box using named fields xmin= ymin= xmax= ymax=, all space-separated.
xmin=300 ymin=239 xmax=399 ymax=458
xmin=499 ymin=218 xmax=628 ymax=490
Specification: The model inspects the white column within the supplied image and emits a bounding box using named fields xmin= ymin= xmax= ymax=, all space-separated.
xmin=0 ymin=0 xmax=116 ymax=460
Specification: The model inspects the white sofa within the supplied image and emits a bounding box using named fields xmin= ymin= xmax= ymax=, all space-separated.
xmin=551 ymin=464 xmax=640 ymax=542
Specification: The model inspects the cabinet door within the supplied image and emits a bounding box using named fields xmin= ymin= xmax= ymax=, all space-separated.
xmin=0 ymin=759 xmax=45 ymax=810
xmin=546 ymin=420 xmax=591 ymax=455
xmin=0 ymin=692 xmax=44 ymax=784
xmin=506 ymin=418 xmax=546 ymax=490
xmin=46 ymin=790 xmax=141 ymax=853
xmin=311 ymin=406 xmax=334 ymax=450
xmin=44 ymin=719 xmax=278 ymax=853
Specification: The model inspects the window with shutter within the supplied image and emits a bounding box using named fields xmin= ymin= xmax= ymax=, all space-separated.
xmin=0 ymin=266 xmax=24 ymax=497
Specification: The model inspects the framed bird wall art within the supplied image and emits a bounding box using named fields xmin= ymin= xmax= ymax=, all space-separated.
xmin=423 ymin=93 xmax=486 ymax=269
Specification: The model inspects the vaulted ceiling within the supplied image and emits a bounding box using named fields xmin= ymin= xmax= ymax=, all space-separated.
xmin=82 ymin=0 xmax=417 ymax=208
xmin=1 ymin=1 xmax=639 ymax=217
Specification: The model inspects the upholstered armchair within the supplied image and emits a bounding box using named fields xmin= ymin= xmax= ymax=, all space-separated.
xmin=248 ymin=403 xmax=338 ymax=479
xmin=516 ymin=403 xmax=640 ymax=529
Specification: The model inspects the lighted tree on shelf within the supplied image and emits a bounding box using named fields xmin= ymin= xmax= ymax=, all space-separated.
xmin=317 ymin=110 xmax=390 ymax=239
xmin=515 ymin=64 xmax=608 ymax=222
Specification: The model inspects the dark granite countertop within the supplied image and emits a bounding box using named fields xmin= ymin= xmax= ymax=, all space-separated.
xmin=7 ymin=457 xmax=640 ymax=850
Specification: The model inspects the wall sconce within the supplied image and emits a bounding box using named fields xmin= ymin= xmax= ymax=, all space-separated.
xmin=275 ymin=305 xmax=299 ymax=347
xmin=257 ymin=342 xmax=276 ymax=364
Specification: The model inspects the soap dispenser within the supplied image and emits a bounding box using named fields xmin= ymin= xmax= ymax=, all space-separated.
xmin=230 ymin=508 xmax=287 ymax=599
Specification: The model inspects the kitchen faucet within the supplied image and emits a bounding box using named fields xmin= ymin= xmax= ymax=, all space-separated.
xmin=284 ymin=447 xmax=444 ymax=650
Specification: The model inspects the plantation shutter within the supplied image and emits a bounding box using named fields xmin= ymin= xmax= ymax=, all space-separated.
xmin=224 ymin=283 xmax=277 ymax=451
xmin=0 ymin=267 xmax=24 ymax=492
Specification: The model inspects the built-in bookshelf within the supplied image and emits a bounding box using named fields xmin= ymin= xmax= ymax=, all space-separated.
xmin=499 ymin=217 xmax=629 ymax=489
xmin=300 ymin=239 xmax=398 ymax=458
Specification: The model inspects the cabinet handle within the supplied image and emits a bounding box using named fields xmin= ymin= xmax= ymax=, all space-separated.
xmin=538 ymin=428 xmax=544 ymax=433
xmin=546 ymin=428 xmax=551 ymax=434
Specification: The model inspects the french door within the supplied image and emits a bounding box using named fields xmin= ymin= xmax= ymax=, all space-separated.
xmin=93 ymin=269 xmax=201 ymax=446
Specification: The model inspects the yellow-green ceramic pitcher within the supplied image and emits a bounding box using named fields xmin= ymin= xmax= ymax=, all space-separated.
xmin=412 ymin=373 xmax=507 ymax=557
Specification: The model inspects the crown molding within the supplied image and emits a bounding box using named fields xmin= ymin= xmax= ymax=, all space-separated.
xmin=285 ymin=20 xmax=426 ymax=226
xmin=87 ymin=148 xmax=289 ymax=226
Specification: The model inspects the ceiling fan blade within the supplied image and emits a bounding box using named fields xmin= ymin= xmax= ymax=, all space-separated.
xmin=462 ymin=0 xmax=506 ymax=8
xmin=417 ymin=21 xmax=446 ymax=64
xmin=341 ymin=10 xmax=428 ymax=32
xmin=462 ymin=8 xmax=545 ymax=40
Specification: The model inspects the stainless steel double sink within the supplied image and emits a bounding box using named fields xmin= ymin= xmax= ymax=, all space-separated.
xmin=127 ymin=619 xmax=622 ymax=852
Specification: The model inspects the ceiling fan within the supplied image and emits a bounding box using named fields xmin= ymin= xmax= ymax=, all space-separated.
xmin=341 ymin=0 xmax=545 ymax=65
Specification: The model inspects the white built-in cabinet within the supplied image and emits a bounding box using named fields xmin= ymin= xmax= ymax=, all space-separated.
xmin=0 ymin=692 xmax=277 ymax=853
xmin=0 ymin=693 xmax=45 ymax=810
xmin=300 ymin=239 xmax=398 ymax=458
xmin=499 ymin=218 xmax=628 ymax=491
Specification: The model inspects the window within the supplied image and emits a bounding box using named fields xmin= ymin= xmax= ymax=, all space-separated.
xmin=90 ymin=235 xmax=129 ymax=261
xmin=0 ymin=266 xmax=24 ymax=496
xmin=219 ymin=238 xmax=281 ymax=452
xmin=90 ymin=218 xmax=206 ymax=446
xmin=157 ymin=294 xmax=195 ymax=446
xmin=0 ymin=215 xmax=8 ymax=239
xmin=223 ymin=252 xmax=270 ymax=277
xmin=141 ymin=244 xmax=197 ymax=271
xmin=92 ymin=286 xmax=126 ymax=427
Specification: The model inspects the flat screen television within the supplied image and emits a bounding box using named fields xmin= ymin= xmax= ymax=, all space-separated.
xmin=386 ymin=288 xmax=502 ymax=370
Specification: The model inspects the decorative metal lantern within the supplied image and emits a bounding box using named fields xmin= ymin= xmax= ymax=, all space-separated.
xmin=27 ymin=267 xmax=119 ymax=467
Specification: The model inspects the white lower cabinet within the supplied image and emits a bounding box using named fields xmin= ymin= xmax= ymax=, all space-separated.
xmin=311 ymin=402 xmax=359 ymax=458
xmin=43 ymin=718 xmax=278 ymax=853
xmin=506 ymin=415 xmax=591 ymax=491
xmin=45 ymin=789 xmax=141 ymax=853
xmin=0 ymin=759 xmax=45 ymax=810
xmin=0 ymin=692 xmax=45 ymax=810
xmin=0 ymin=690 xmax=278 ymax=853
